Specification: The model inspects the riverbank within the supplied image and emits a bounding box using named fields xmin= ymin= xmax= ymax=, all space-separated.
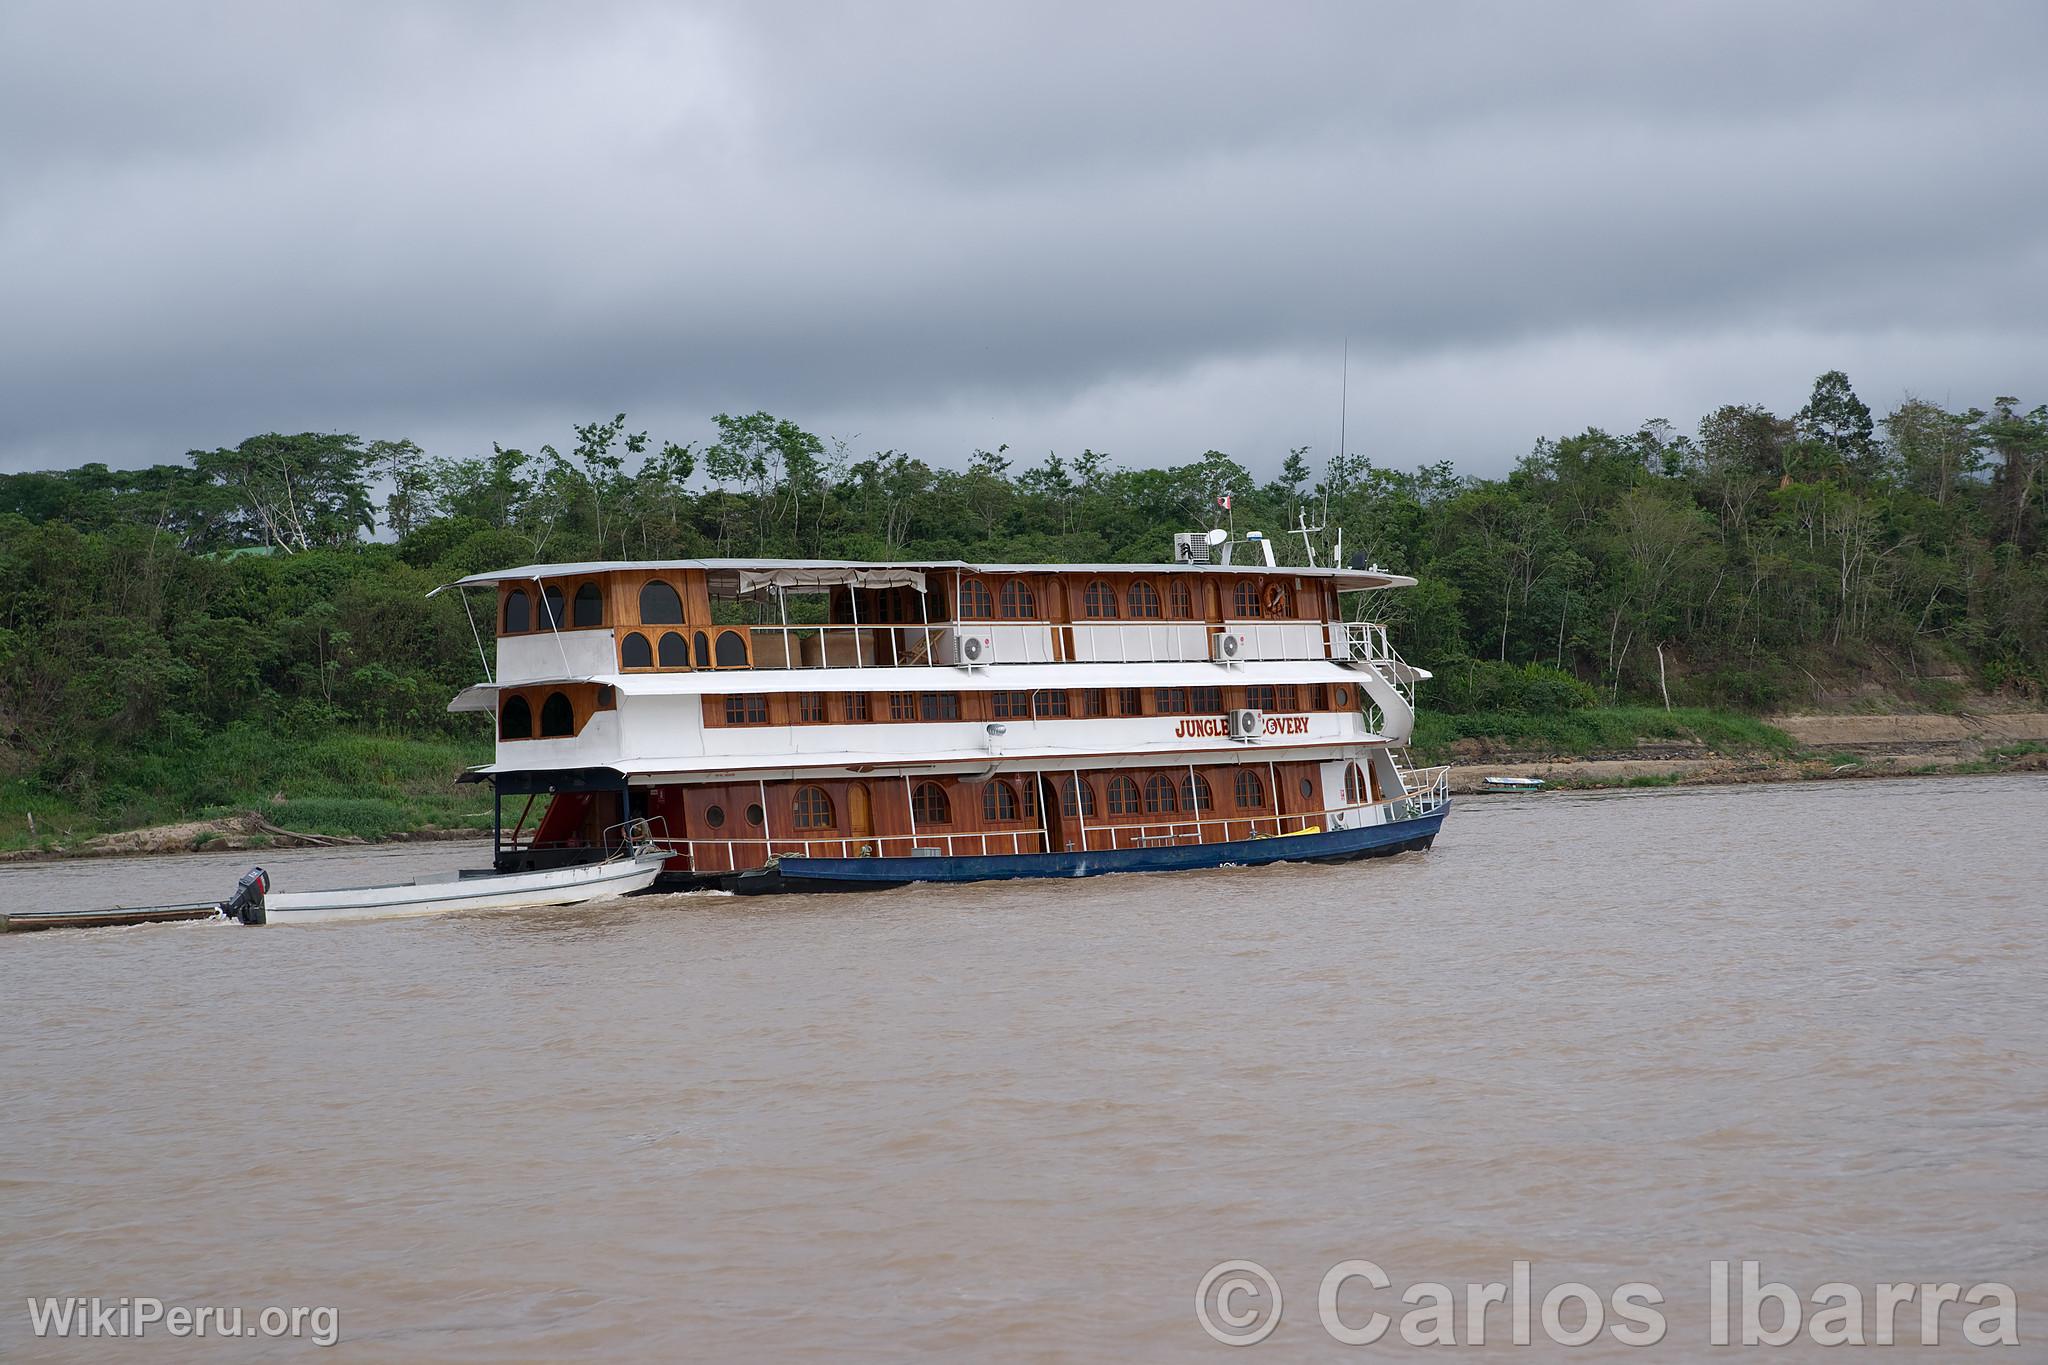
xmin=0 ymin=727 xmax=493 ymax=860
xmin=1439 ymin=710 xmax=2048 ymax=793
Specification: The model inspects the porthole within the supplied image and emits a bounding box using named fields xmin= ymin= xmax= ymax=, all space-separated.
xmin=1300 ymin=778 xmax=1314 ymax=799
xmin=705 ymin=804 xmax=726 ymax=829
xmin=1333 ymin=687 xmax=1349 ymax=708
xmin=745 ymin=803 xmax=764 ymax=827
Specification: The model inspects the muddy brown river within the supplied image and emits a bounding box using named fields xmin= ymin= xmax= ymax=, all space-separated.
xmin=2 ymin=776 xmax=2042 ymax=1359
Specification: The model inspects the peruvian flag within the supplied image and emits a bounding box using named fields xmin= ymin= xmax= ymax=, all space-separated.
xmin=1217 ymin=494 xmax=1232 ymax=510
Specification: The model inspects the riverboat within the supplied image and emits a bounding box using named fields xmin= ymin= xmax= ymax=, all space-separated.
xmin=437 ymin=532 xmax=1450 ymax=893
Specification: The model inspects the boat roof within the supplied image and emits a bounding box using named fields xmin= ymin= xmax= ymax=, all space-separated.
xmin=442 ymin=557 xmax=1416 ymax=593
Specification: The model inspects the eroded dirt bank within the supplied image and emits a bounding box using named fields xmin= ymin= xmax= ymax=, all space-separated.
xmin=1448 ymin=711 xmax=2048 ymax=793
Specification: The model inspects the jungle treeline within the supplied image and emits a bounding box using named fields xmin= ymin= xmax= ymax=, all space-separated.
xmin=0 ymin=371 xmax=2042 ymax=834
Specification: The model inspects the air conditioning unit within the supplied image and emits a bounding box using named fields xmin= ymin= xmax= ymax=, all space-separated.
xmin=1227 ymin=708 xmax=1264 ymax=741
xmin=1173 ymin=531 xmax=1211 ymax=564
xmin=954 ymin=632 xmax=993 ymax=668
xmin=1210 ymin=630 xmax=1246 ymax=664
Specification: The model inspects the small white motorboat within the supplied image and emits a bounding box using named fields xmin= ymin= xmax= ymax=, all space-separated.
xmin=1482 ymin=775 xmax=1546 ymax=791
xmin=219 ymin=853 xmax=668 ymax=926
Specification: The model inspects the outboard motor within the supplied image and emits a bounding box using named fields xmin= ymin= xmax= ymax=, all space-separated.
xmin=221 ymin=867 xmax=269 ymax=926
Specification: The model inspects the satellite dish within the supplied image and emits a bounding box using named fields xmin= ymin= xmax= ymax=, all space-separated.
xmin=1205 ymin=528 xmax=1229 ymax=547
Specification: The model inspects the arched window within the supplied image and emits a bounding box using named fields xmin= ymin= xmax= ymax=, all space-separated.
xmin=694 ymin=631 xmax=711 ymax=668
xmin=1105 ymin=775 xmax=1141 ymax=815
xmin=1265 ymin=582 xmax=1290 ymax=618
xmin=912 ymin=781 xmax=951 ymax=824
xmin=541 ymin=585 xmax=565 ymax=629
xmin=1234 ymin=769 xmax=1266 ymax=809
xmin=658 ymin=631 xmax=689 ymax=667
xmin=1182 ymin=773 xmax=1213 ymax=812
xmin=1168 ymin=579 xmax=1194 ymax=618
xmin=1345 ymin=762 xmax=1369 ymax=805
xmin=1083 ymin=580 xmax=1119 ymax=618
xmin=640 ymin=579 xmax=684 ymax=624
xmin=572 ymin=583 xmax=604 ymax=627
xmin=713 ymin=630 xmax=748 ymax=668
xmin=1000 ymin=580 xmax=1036 ymax=619
xmin=982 ymin=779 xmax=1021 ymax=823
xmin=539 ymin=691 xmax=574 ymax=737
xmin=1143 ymin=774 xmax=1178 ymax=814
xmin=499 ymin=694 xmax=532 ymax=739
xmin=503 ymin=589 xmax=531 ymax=633
xmin=958 ymin=578 xmax=994 ymax=619
xmin=793 ymin=786 xmax=834 ymax=829
xmin=1233 ymin=580 xmax=1263 ymax=618
xmin=1059 ymin=776 xmax=1096 ymax=817
xmin=1128 ymin=581 xmax=1161 ymax=618
xmin=621 ymin=632 xmax=653 ymax=668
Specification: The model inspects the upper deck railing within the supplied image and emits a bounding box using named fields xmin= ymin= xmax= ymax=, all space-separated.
xmin=499 ymin=618 xmax=1405 ymax=680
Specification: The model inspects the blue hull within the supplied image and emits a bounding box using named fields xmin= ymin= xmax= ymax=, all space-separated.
xmin=730 ymin=803 xmax=1448 ymax=894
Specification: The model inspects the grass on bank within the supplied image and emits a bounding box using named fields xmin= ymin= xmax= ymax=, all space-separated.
xmin=1409 ymin=706 xmax=1800 ymax=763
xmin=0 ymin=726 xmax=494 ymax=853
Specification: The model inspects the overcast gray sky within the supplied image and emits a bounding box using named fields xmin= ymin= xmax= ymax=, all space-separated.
xmin=3 ymin=0 xmax=2043 ymax=478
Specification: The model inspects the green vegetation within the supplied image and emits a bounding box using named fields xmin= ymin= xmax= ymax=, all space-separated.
xmin=0 ymin=729 xmax=492 ymax=851
xmin=0 ymin=374 xmax=2042 ymax=849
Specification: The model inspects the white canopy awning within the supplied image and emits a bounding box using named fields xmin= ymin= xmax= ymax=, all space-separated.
xmin=723 ymin=565 xmax=927 ymax=596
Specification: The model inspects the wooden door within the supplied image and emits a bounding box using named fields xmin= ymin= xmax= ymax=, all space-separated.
xmin=849 ymin=781 xmax=873 ymax=852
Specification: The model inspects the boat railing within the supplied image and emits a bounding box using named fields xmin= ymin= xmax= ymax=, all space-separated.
xmin=723 ymin=618 xmax=1368 ymax=670
xmin=601 ymin=816 xmax=670 ymax=859
xmin=1394 ymin=764 xmax=1451 ymax=817
xmin=1332 ymin=620 xmax=1390 ymax=661
xmin=647 ymin=788 xmax=1446 ymax=868
xmin=744 ymin=623 xmax=939 ymax=670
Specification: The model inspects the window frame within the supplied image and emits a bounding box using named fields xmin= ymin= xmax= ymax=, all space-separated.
xmin=1143 ymin=774 xmax=1179 ymax=814
xmin=499 ymin=694 xmax=533 ymax=739
xmin=999 ymin=579 xmax=1037 ymax=620
xmin=792 ymin=785 xmax=835 ymax=830
xmin=538 ymin=691 xmax=575 ymax=737
xmin=1059 ymin=775 xmax=1097 ymax=817
xmin=958 ymin=577 xmax=995 ymax=620
xmin=503 ymin=588 xmax=531 ymax=634
xmin=982 ymin=779 xmax=1021 ymax=824
xmin=640 ymin=579 xmax=685 ymax=625
xmin=1105 ymin=774 xmax=1141 ymax=816
xmin=912 ymin=781 xmax=952 ymax=825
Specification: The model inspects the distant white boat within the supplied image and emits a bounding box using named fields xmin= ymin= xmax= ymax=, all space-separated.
xmin=1483 ymin=776 xmax=1546 ymax=791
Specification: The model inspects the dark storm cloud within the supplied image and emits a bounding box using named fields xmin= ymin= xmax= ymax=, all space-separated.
xmin=2 ymin=0 xmax=2044 ymax=475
